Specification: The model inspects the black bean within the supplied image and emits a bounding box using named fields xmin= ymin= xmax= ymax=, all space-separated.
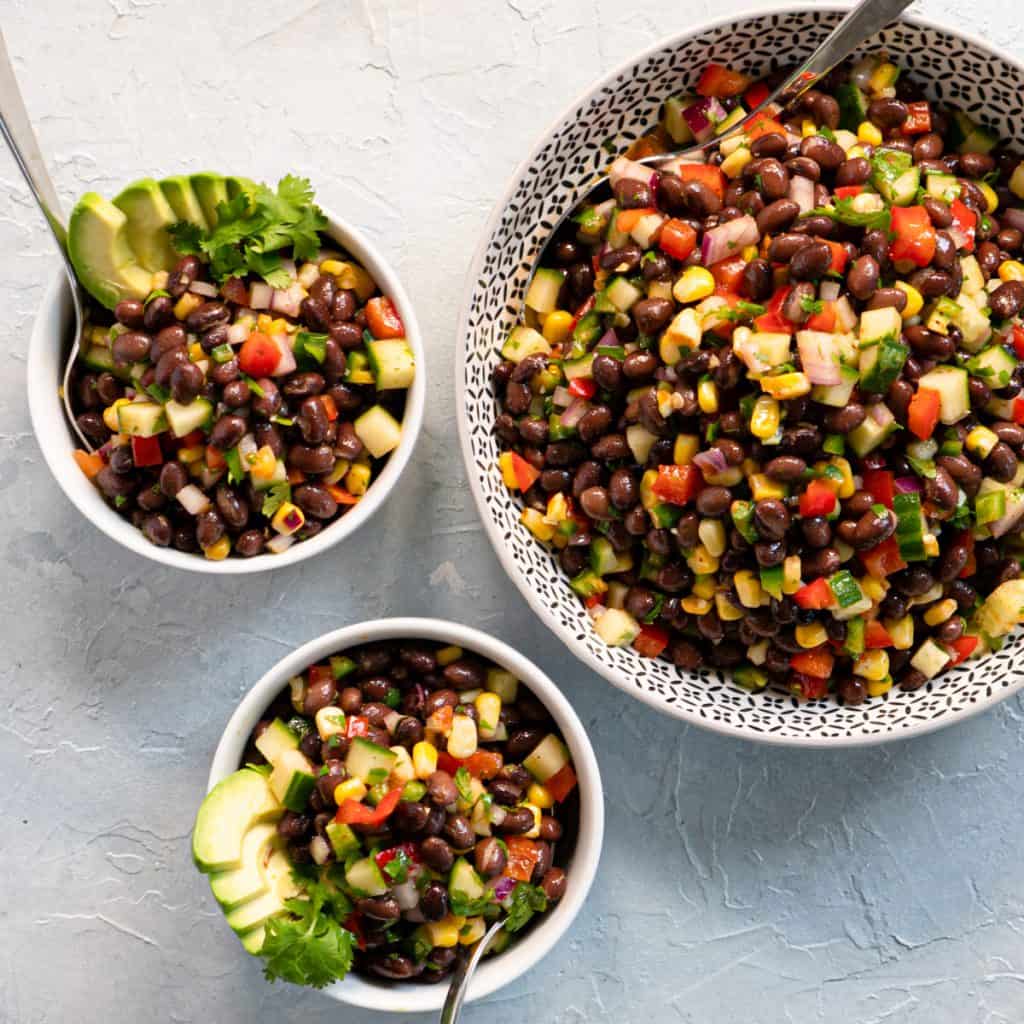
xmin=741 ymin=258 xmax=773 ymax=301
xmin=195 ymin=509 xmax=225 ymax=549
xmin=756 ymin=199 xmax=800 ymax=235
xmin=836 ymin=157 xmax=870 ymax=187
xmin=495 ymin=806 xmax=535 ymax=836
xmin=633 ymin=297 xmax=674 ymax=335
xmin=288 ymin=444 xmax=335 ymax=475
xmin=754 ymin=499 xmax=789 ymax=540
xmin=990 ymin=281 xmax=1024 ymax=319
xmin=215 ymin=485 xmax=249 ymax=529
xmin=294 ymin=483 xmax=338 ymax=520
xmin=696 ymin=486 xmax=732 ymax=517
xmin=419 ymin=882 xmax=449 ymax=922
xmin=789 ymin=241 xmax=832 ymax=281
xmin=443 ymin=658 xmax=485 ymax=689
xmin=846 ymin=255 xmax=879 ymax=300
xmin=799 ymin=134 xmax=845 ymax=171
xmin=764 ymin=455 xmax=806 ymax=481
xmin=142 ymin=295 xmax=173 ymax=331
xmin=209 ymin=414 xmax=247 ymax=451
xmin=443 ymin=814 xmax=475 ymax=851
xmin=866 ymin=287 xmax=907 ymax=313
xmin=986 ymin=441 xmax=1018 ymax=482
xmin=613 ymin=177 xmax=653 ymax=209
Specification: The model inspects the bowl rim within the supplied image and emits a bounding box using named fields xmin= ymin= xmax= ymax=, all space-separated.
xmin=206 ymin=617 xmax=605 ymax=1013
xmin=455 ymin=2 xmax=1024 ymax=748
xmin=26 ymin=207 xmax=426 ymax=574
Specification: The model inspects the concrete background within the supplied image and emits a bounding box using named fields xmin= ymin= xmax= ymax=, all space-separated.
xmin=3 ymin=0 xmax=1024 ymax=1021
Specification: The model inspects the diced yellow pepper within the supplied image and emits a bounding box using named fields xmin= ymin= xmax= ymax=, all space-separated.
xmin=715 ymin=590 xmax=745 ymax=621
xmin=320 ymin=260 xmax=375 ymax=301
xmin=413 ymin=741 xmax=439 ymax=779
xmin=867 ymin=678 xmax=893 ymax=697
xmin=749 ymin=473 xmax=786 ymax=502
xmin=527 ymin=782 xmax=554 ymax=810
xmin=924 ymin=598 xmax=958 ymax=627
xmin=542 ymin=310 xmax=574 ymax=345
xmin=673 ymin=266 xmax=716 ymax=304
xmin=854 ymin=649 xmax=890 ymax=681
xmin=721 ymin=146 xmax=753 ymax=178
xmin=424 ymin=916 xmax=463 ymax=948
xmin=178 ymin=445 xmax=206 ymax=464
xmin=459 ymin=917 xmax=487 ymax=946
xmin=782 ymin=555 xmax=803 ymax=595
xmin=389 ymin=746 xmax=415 ymax=786
xmin=978 ymin=181 xmax=999 ymax=214
xmin=188 ymin=341 xmax=205 ymax=362
xmin=673 ymin=434 xmax=700 ymax=465
xmin=520 ymin=507 xmax=556 ymax=541
xmin=922 ymin=533 xmax=940 ymax=558
xmin=795 ymin=622 xmax=828 ymax=649
xmin=857 ymin=121 xmax=883 ymax=146
xmin=829 ymin=457 xmax=856 ymax=499
xmin=436 ymin=645 xmax=463 ymax=666
xmin=741 ymin=244 xmax=759 ymax=262
xmin=847 ymin=144 xmax=867 ymax=160
xmin=203 ymin=535 xmax=231 ymax=561
xmin=333 ymin=778 xmax=367 ymax=804
xmin=860 ymin=576 xmax=886 ymax=603
xmin=520 ymin=803 xmax=542 ymax=839
xmin=760 ymin=372 xmax=811 ymax=400
xmin=325 ymin=459 xmax=351 ymax=486
xmin=544 ymin=492 xmax=570 ymax=525
xmin=681 ymin=595 xmax=712 ymax=616
xmin=271 ymin=501 xmax=305 ymax=536
xmin=801 ymin=119 xmax=817 ymax=138
xmin=868 ymin=61 xmax=898 ymax=93
xmin=750 ymin=396 xmax=781 ymax=440
xmin=894 ymin=281 xmax=923 ymax=320
xmin=102 ymin=398 xmax=132 ymax=432
xmin=734 ymin=570 xmax=764 ymax=609
xmin=999 ymin=260 xmax=1024 ymax=283
xmin=174 ymin=292 xmax=203 ymax=321
xmin=966 ymin=426 xmax=999 ymax=458
xmin=475 ymin=692 xmax=502 ymax=736
xmin=885 ymin=615 xmax=915 ymax=650
xmin=692 ymin=574 xmax=716 ymax=599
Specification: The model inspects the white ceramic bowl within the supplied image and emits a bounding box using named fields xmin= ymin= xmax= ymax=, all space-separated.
xmin=457 ymin=4 xmax=1024 ymax=746
xmin=206 ymin=617 xmax=604 ymax=1013
xmin=27 ymin=210 xmax=425 ymax=573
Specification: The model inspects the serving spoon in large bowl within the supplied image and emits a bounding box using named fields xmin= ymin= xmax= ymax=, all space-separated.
xmin=0 ymin=28 xmax=91 ymax=448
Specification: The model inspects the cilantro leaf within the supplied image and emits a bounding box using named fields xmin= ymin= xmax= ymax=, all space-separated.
xmin=799 ymin=294 xmax=824 ymax=315
xmin=503 ymin=883 xmax=548 ymax=934
xmin=167 ymin=221 xmax=204 ymax=255
xmin=950 ymin=500 xmax=972 ymax=529
xmin=719 ymin=300 xmax=766 ymax=323
xmin=906 ymin=454 xmax=937 ymax=479
xmin=454 ymin=766 xmax=474 ymax=805
xmin=809 ymin=196 xmax=891 ymax=232
xmin=449 ymin=887 xmax=495 ymax=917
xmin=260 ymin=872 xmax=355 ymax=989
xmin=261 ymin=481 xmax=292 ymax=518
xmin=383 ymin=849 xmax=411 ymax=884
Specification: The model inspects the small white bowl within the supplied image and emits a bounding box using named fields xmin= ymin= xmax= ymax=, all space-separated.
xmin=27 ymin=210 xmax=425 ymax=573
xmin=206 ymin=617 xmax=604 ymax=1014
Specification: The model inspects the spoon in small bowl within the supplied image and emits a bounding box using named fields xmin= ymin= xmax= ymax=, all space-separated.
xmin=0 ymin=29 xmax=91 ymax=449
xmin=524 ymin=0 xmax=915 ymax=293
xmin=439 ymin=918 xmax=505 ymax=1024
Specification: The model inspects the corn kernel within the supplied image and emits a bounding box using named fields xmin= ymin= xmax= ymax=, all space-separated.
xmin=520 ymin=803 xmax=542 ymax=839
xmin=854 ymin=649 xmax=890 ymax=681
xmin=894 ymin=281 xmax=923 ymax=320
xmin=498 ymin=452 xmax=518 ymax=488
xmin=966 ymin=426 xmax=999 ymax=458
xmin=847 ymin=144 xmax=867 ymax=159
xmin=346 ymin=461 xmax=372 ymax=496
xmin=734 ymin=570 xmax=765 ymax=609
xmin=527 ymin=782 xmax=554 ymax=810
xmin=686 ymin=544 xmax=719 ymax=575
xmin=520 ymin=507 xmax=556 ymax=541
xmin=860 ymin=576 xmax=887 ymax=602
xmin=857 ymin=121 xmax=883 ymax=146
xmin=829 ymin=457 xmax=855 ymax=499
xmin=673 ymin=266 xmax=716 ymax=304
xmin=999 ymin=260 xmax=1024 ymax=283
xmin=315 ymin=706 xmax=347 ymax=740
xmin=868 ymin=61 xmax=898 ymax=93
xmin=749 ymin=472 xmax=786 ymax=502
xmin=333 ymin=778 xmax=367 ymax=804
xmin=698 ymin=519 xmax=727 ymax=558
xmin=886 ymin=615 xmax=915 ymax=650
xmin=389 ymin=746 xmax=415 ymax=785
xmin=436 ymin=645 xmax=463 ymax=666
xmin=867 ymin=678 xmax=893 ymax=697
xmin=924 ymin=598 xmax=958 ymax=627
xmin=750 ymin=395 xmax=781 ymax=440
xmin=692 ymin=574 xmax=716 ymax=599
xmin=681 ymin=595 xmax=712 ymax=615
xmin=978 ymin=181 xmax=999 ymax=214
xmin=760 ymin=371 xmax=811 ymax=400
xmin=801 ymin=119 xmax=817 ymax=138
xmin=697 ymin=379 xmax=719 ymax=414
xmin=475 ymin=692 xmax=502 ymax=736
xmin=795 ymin=622 xmax=828 ymax=649
xmin=203 ymin=535 xmax=231 ymax=561
xmin=922 ymin=533 xmax=940 ymax=558
xmin=673 ymin=434 xmax=699 ymax=465
xmin=447 ymin=714 xmax=478 ymax=760
xmin=425 ymin=916 xmax=462 ymax=948
xmin=715 ymin=590 xmax=745 ymax=621
xmin=544 ymin=492 xmax=570 ymax=526
xmin=542 ymin=310 xmax=574 ymax=345
xmin=320 ymin=260 xmax=375 ymax=301
xmin=413 ymin=741 xmax=439 ymax=779
xmin=748 ymin=639 xmax=769 ymax=665
xmin=174 ymin=292 xmax=203 ymax=321
xmin=103 ymin=398 xmax=132 ymax=432
xmin=178 ymin=445 xmax=205 ymax=464
xmin=741 ymin=244 xmax=759 ymax=262
xmin=271 ymin=501 xmax=305 ymax=536
xmin=721 ymin=146 xmax=753 ymax=178
xmin=459 ymin=918 xmax=487 ymax=946
xmin=782 ymin=555 xmax=803 ymax=595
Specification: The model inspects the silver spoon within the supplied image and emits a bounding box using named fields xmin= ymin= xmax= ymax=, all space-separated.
xmin=439 ymin=918 xmax=504 ymax=1024
xmin=526 ymin=0 xmax=915 ymax=289
xmin=0 ymin=28 xmax=91 ymax=449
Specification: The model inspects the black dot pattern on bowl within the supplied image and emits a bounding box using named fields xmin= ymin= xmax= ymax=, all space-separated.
xmin=459 ymin=10 xmax=1024 ymax=743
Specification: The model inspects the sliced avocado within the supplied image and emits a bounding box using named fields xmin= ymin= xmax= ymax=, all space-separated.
xmin=192 ymin=768 xmax=281 ymax=873
xmin=225 ymin=175 xmax=256 ymax=205
xmin=227 ymin=889 xmax=288 ymax=934
xmin=238 ymin=926 xmax=266 ymax=954
xmin=112 ymin=178 xmax=180 ymax=273
xmin=159 ymin=175 xmax=209 ymax=231
xmin=67 ymin=193 xmax=153 ymax=310
xmin=191 ymin=172 xmax=229 ymax=227
xmin=208 ymin=823 xmax=276 ymax=911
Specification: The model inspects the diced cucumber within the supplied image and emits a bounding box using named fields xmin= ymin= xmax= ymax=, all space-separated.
xmin=910 ymin=638 xmax=951 ymax=679
xmin=345 ymin=736 xmax=397 ymax=785
xmin=926 ymin=173 xmax=961 ymax=203
xmin=859 ymin=306 xmax=903 ymax=344
xmin=562 ymin=353 xmax=595 ymax=381
xmin=325 ymin=821 xmax=361 ymax=860
xmin=848 ymin=403 xmax=897 ymax=457
xmin=449 ymin=858 xmax=486 ymax=901
xmin=967 ymin=345 xmax=1016 ymax=390
xmin=345 ymin=855 xmax=389 ymax=897
xmin=523 ymin=734 xmax=571 ymax=783
xmin=525 ymin=268 xmax=566 ymax=315
xmin=663 ymin=95 xmax=696 ymax=144
xmin=950 ymin=293 xmax=992 ymax=352
xmin=593 ymin=288 xmax=617 ymax=315
xmin=485 ymin=667 xmax=519 ymax=703
xmin=590 ymin=536 xmax=633 ymax=576
xmin=889 ymin=167 xmax=921 ymax=207
xmin=894 ymin=491 xmax=926 ymax=562
xmin=869 ymin=148 xmax=914 ymax=204
xmin=501 ymin=326 xmax=551 ymax=364
xmin=570 ymin=568 xmax=606 ymax=598
xmin=117 ymin=401 xmax=167 ymax=438
xmin=83 ymin=344 xmax=130 ymax=381
xmin=925 ymin=296 xmax=961 ymax=334
xmin=836 ymin=82 xmax=868 ymax=132
xmin=165 ymin=398 xmax=213 ymax=438
xmin=811 ymin=365 xmax=859 ymax=407
xmin=268 ymin=749 xmax=316 ymax=812
xmin=714 ymin=105 xmax=747 ymax=136
xmin=859 ymin=334 xmax=908 ymax=393
xmin=975 ymin=488 xmax=1007 ymax=526
xmin=733 ymin=665 xmax=768 ymax=693
xmin=917 ymin=365 xmax=969 ymax=424
xmin=605 ymin=276 xmax=644 ymax=313
xmin=952 ymin=112 xmax=998 ymax=155
xmin=630 ymin=213 xmax=665 ymax=249
xmin=366 ymin=339 xmax=415 ymax=389
xmin=254 ymin=718 xmax=300 ymax=766
xmin=593 ymin=607 xmax=641 ymax=647
xmin=354 ymin=404 xmax=402 ymax=458
xmin=960 ymin=259 xmax=986 ymax=299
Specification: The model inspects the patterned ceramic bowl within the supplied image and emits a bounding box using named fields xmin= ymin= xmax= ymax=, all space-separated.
xmin=457 ymin=4 xmax=1024 ymax=746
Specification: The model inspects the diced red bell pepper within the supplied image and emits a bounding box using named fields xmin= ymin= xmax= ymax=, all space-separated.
xmin=365 ymin=296 xmax=405 ymax=339
xmin=650 ymin=464 xmax=702 ymax=505
xmin=335 ymin=786 xmax=402 ymax=826
xmin=321 ymin=394 xmax=339 ymax=422
xmin=950 ymin=199 xmax=977 ymax=254
xmin=907 ymin=387 xmax=941 ymax=440
xmin=947 ymin=634 xmax=979 ymax=666
xmin=793 ymin=577 xmax=834 ymax=610
xmin=799 ymin=478 xmax=837 ymax=518
xmin=754 ymin=285 xmax=794 ymax=334
xmin=790 ymin=647 xmax=834 ymax=678
xmin=616 ymin=207 xmax=658 ymax=233
xmin=696 ymin=62 xmax=752 ymax=98
xmin=507 ymin=451 xmax=541 ymax=492
xmin=902 ymin=101 xmax=932 ymax=135
xmin=862 ymin=468 xmax=895 ymax=509
xmin=343 ymin=913 xmax=367 ymax=951
xmin=375 ymin=842 xmax=420 ymax=871
xmin=131 ymin=435 xmax=163 ymax=467
xmin=743 ymin=81 xmax=771 ymax=110
xmin=817 ymin=238 xmax=849 ymax=275
xmin=326 ymin=483 xmax=360 ymax=505
xmin=746 ymin=111 xmax=786 ymax=142
xmin=568 ymin=377 xmax=597 ymax=400
xmin=74 ymin=449 xmax=106 ymax=480
xmin=674 ymin=163 xmax=726 ymax=201
xmin=1013 ymin=325 xmax=1024 ymax=360
xmin=805 ymin=301 xmax=837 ymax=333
xmin=711 ymin=256 xmax=748 ymax=293
xmin=633 ymin=624 xmax=670 ymax=659
xmin=238 ymin=332 xmax=279 ymax=377
xmin=890 ymin=206 xmax=936 ymax=267
xmin=835 ymin=185 xmax=864 ymax=199
xmin=436 ymin=751 xmax=463 ymax=775
xmin=790 ymin=672 xmax=828 ymax=700
xmin=865 ymin=620 xmax=894 ymax=649
xmin=463 ymin=750 xmax=503 ymax=779
xmin=505 ymin=837 xmax=542 ymax=882
xmin=584 ymin=592 xmax=606 ymax=609
xmin=1013 ymin=396 xmax=1024 ymax=426
xmin=345 ymin=715 xmax=371 ymax=740
xmin=546 ymin=762 xmax=578 ymax=803
xmin=659 ymin=218 xmax=698 ymax=262
xmin=859 ymin=537 xmax=907 ymax=578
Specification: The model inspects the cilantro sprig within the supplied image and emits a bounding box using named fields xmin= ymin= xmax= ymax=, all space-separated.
xmin=808 ymin=196 xmax=891 ymax=232
xmin=261 ymin=482 xmax=292 ymax=519
xmin=503 ymin=883 xmax=548 ymax=933
xmin=169 ymin=176 xmax=327 ymax=288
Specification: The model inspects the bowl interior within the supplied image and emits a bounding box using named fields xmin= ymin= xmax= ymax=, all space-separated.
xmin=208 ymin=618 xmax=604 ymax=1013
xmin=458 ymin=5 xmax=1024 ymax=745
xmin=26 ymin=212 xmax=425 ymax=574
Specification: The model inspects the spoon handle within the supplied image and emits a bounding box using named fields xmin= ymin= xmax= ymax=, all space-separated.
xmin=0 ymin=29 xmax=69 ymax=251
xmin=439 ymin=920 xmax=505 ymax=1024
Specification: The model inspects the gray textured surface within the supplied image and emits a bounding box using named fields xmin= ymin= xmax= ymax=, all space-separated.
xmin=3 ymin=1 xmax=1024 ymax=1021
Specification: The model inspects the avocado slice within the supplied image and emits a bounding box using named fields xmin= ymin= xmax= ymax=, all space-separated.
xmin=225 ymin=853 xmax=300 ymax=935
xmin=67 ymin=193 xmax=153 ymax=309
xmin=112 ymin=178 xmax=180 ymax=273
xmin=238 ymin=926 xmax=266 ymax=954
xmin=191 ymin=172 xmax=229 ymax=227
xmin=225 ymin=175 xmax=256 ymax=204
xmin=159 ymin=175 xmax=208 ymax=232
xmin=207 ymin=822 xmax=276 ymax=911
xmin=192 ymin=768 xmax=281 ymax=873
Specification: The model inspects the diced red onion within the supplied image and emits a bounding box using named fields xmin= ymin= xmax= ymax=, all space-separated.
xmin=270 ymin=283 xmax=304 ymax=318
xmin=948 ymin=226 xmax=970 ymax=251
xmin=383 ymin=710 xmax=403 ymax=733
xmin=266 ymin=533 xmax=294 ymax=554
xmin=393 ymin=877 xmax=420 ymax=911
xmin=249 ymin=282 xmax=273 ymax=310
xmin=560 ymin=397 xmax=589 ymax=428
xmin=270 ymin=335 xmax=297 ymax=376
xmin=176 ymin=483 xmax=211 ymax=515
xmin=894 ymin=476 xmax=921 ymax=494
xmin=227 ymin=322 xmax=250 ymax=346
xmin=788 ymin=175 xmax=815 ymax=215
xmin=492 ymin=876 xmax=516 ymax=903
xmin=682 ymin=96 xmax=727 ymax=143
xmin=870 ymin=403 xmax=894 ymax=427
xmin=819 ymin=281 xmax=840 ymax=302
xmin=797 ymin=332 xmax=840 ymax=386
xmin=701 ymin=215 xmax=760 ymax=266
xmin=694 ymin=448 xmax=729 ymax=476
xmin=597 ymin=328 xmax=620 ymax=348
xmin=188 ymin=280 xmax=218 ymax=298
xmin=238 ymin=433 xmax=258 ymax=462
xmin=609 ymin=156 xmax=653 ymax=187
xmin=310 ymin=836 xmax=331 ymax=866
xmin=833 ymin=296 xmax=858 ymax=332
xmin=552 ymin=385 xmax=573 ymax=408
xmin=279 ymin=258 xmax=297 ymax=280
xmin=990 ymin=502 xmax=1024 ymax=538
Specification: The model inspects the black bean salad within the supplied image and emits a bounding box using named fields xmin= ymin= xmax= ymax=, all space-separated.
xmin=67 ymin=174 xmax=415 ymax=559
xmin=192 ymin=640 xmax=576 ymax=989
xmin=493 ymin=53 xmax=1024 ymax=703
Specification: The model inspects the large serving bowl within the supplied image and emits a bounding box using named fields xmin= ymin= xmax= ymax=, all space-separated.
xmin=27 ymin=210 xmax=425 ymax=574
xmin=206 ymin=617 xmax=604 ymax=1013
xmin=457 ymin=4 xmax=1024 ymax=746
